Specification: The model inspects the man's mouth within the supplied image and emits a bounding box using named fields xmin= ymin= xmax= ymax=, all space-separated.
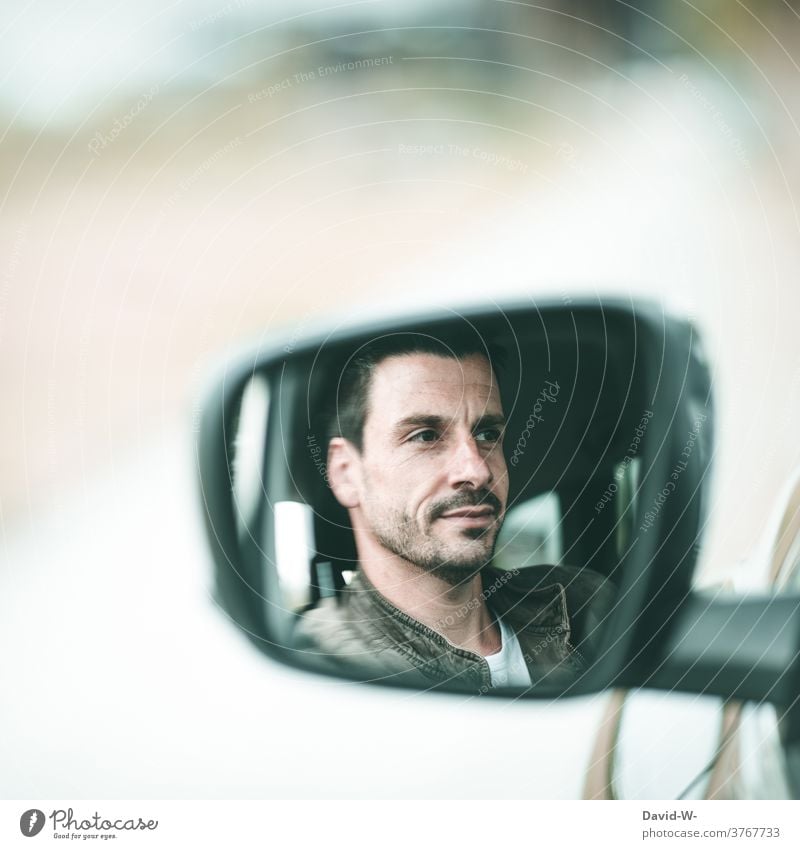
xmin=437 ymin=506 xmax=496 ymax=527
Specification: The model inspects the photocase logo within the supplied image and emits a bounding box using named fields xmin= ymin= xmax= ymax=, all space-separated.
xmin=16 ymin=807 xmax=159 ymax=838
xmin=19 ymin=809 xmax=45 ymax=837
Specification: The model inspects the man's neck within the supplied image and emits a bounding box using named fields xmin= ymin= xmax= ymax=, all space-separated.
xmin=359 ymin=555 xmax=501 ymax=657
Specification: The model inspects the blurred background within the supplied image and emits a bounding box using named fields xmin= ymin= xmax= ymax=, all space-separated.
xmin=3 ymin=0 xmax=800 ymax=577
xmin=2 ymin=0 xmax=800 ymax=795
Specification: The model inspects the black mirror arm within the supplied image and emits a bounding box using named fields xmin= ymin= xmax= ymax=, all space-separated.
xmin=618 ymin=593 xmax=800 ymax=732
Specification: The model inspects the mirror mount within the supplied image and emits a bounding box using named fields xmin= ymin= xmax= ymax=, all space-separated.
xmin=620 ymin=591 xmax=800 ymax=735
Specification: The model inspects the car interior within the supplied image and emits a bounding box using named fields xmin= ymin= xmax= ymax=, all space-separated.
xmin=279 ymin=308 xmax=647 ymax=615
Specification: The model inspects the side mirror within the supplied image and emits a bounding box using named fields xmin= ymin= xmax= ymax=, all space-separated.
xmin=196 ymin=297 xmax=800 ymax=709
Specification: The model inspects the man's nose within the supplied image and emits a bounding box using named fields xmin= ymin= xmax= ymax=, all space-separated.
xmin=447 ymin=434 xmax=493 ymax=490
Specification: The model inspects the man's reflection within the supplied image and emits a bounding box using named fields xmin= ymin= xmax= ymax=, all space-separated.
xmin=293 ymin=334 xmax=614 ymax=691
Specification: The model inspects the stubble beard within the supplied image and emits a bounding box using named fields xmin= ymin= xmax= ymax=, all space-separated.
xmin=369 ymin=504 xmax=503 ymax=587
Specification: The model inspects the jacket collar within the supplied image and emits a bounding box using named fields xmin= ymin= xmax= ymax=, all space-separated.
xmin=293 ymin=564 xmax=583 ymax=690
xmin=343 ymin=565 xmax=572 ymax=651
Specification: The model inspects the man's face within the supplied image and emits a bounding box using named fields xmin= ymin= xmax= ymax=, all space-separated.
xmin=349 ymin=352 xmax=509 ymax=584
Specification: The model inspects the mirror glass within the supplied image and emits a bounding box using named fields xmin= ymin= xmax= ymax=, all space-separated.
xmin=220 ymin=307 xmax=670 ymax=695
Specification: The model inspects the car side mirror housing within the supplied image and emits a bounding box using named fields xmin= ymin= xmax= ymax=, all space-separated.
xmin=196 ymin=297 xmax=800 ymax=711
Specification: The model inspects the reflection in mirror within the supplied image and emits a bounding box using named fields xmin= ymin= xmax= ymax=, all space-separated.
xmin=494 ymin=491 xmax=563 ymax=571
xmin=231 ymin=375 xmax=269 ymax=539
xmin=201 ymin=303 xmax=714 ymax=699
xmin=255 ymin=317 xmax=633 ymax=695
xmin=273 ymin=501 xmax=316 ymax=613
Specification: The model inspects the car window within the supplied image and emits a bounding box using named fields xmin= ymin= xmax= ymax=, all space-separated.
xmin=494 ymin=456 xmax=640 ymax=576
xmin=494 ymin=491 xmax=562 ymax=570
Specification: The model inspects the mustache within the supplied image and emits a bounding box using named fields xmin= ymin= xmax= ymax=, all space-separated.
xmin=428 ymin=490 xmax=504 ymax=522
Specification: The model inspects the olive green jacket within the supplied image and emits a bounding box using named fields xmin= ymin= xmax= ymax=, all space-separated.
xmin=291 ymin=564 xmax=615 ymax=692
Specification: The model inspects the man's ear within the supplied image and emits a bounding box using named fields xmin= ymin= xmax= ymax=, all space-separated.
xmin=326 ymin=437 xmax=362 ymax=509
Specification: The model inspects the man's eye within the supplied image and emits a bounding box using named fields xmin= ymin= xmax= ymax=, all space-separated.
xmin=409 ymin=429 xmax=439 ymax=443
xmin=475 ymin=428 xmax=502 ymax=443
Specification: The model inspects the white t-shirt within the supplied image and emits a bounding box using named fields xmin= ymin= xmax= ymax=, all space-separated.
xmin=484 ymin=615 xmax=532 ymax=687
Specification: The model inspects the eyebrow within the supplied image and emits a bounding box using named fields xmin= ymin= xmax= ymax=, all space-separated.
xmin=391 ymin=413 xmax=506 ymax=438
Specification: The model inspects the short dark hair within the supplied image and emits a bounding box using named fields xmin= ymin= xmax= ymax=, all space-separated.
xmin=327 ymin=330 xmax=506 ymax=452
